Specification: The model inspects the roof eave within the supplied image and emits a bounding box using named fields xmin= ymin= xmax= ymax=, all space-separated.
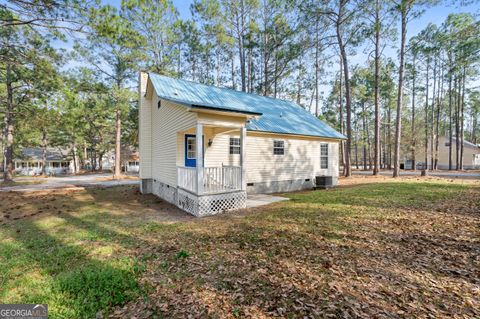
xmin=247 ymin=129 xmax=346 ymax=140
xmin=190 ymin=104 xmax=262 ymax=116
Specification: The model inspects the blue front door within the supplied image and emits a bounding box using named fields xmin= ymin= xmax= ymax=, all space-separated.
xmin=185 ymin=134 xmax=204 ymax=167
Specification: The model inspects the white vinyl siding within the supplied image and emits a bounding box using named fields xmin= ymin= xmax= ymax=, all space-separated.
xmin=139 ymin=73 xmax=152 ymax=178
xmin=150 ymin=94 xmax=196 ymax=186
xmin=244 ymin=133 xmax=338 ymax=183
xmin=201 ymin=132 xmax=339 ymax=184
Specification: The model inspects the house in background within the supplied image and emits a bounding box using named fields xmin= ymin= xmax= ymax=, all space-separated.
xmin=84 ymin=146 xmax=139 ymax=173
xmin=14 ymin=147 xmax=73 ymax=176
xmin=125 ymin=150 xmax=140 ymax=173
xmin=139 ymin=72 xmax=345 ymax=217
xmin=404 ymin=136 xmax=480 ymax=170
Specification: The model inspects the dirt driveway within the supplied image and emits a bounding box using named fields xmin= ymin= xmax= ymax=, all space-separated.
xmin=0 ymin=173 xmax=139 ymax=192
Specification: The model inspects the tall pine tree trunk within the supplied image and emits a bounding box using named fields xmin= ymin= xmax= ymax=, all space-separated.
xmin=448 ymin=58 xmax=453 ymax=170
xmin=336 ymin=14 xmax=352 ymax=177
xmin=72 ymin=142 xmax=78 ymax=174
xmin=423 ymin=58 xmax=430 ymax=174
xmin=393 ymin=8 xmax=407 ymax=177
xmin=373 ymin=0 xmax=381 ymax=175
xmin=430 ymin=57 xmax=436 ymax=170
xmin=411 ymin=53 xmax=416 ymax=170
xmin=339 ymin=57 xmax=346 ymax=175
xmin=114 ymin=107 xmax=122 ymax=178
xmin=315 ymin=17 xmax=320 ymax=117
xmin=455 ymin=76 xmax=460 ymax=170
xmin=3 ymin=63 xmax=14 ymax=183
xmin=231 ymin=50 xmax=236 ymax=90
xmin=41 ymin=130 xmax=48 ymax=176
xmin=460 ymin=67 xmax=466 ymax=170
xmin=362 ymin=102 xmax=368 ymax=170
xmin=434 ymin=64 xmax=443 ymax=170
xmin=387 ymin=107 xmax=392 ymax=169
xmin=238 ymin=0 xmax=246 ymax=92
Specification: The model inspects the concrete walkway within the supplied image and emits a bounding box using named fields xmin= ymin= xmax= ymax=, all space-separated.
xmin=246 ymin=193 xmax=289 ymax=208
xmin=0 ymin=173 xmax=139 ymax=192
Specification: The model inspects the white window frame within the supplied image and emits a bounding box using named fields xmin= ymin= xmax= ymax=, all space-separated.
xmin=320 ymin=143 xmax=329 ymax=169
xmin=273 ymin=140 xmax=285 ymax=155
xmin=187 ymin=137 xmax=196 ymax=159
xmin=229 ymin=137 xmax=241 ymax=155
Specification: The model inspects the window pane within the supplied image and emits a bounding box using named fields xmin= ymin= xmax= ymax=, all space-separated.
xmin=321 ymin=144 xmax=328 ymax=156
xmin=229 ymin=138 xmax=241 ymax=154
xmin=230 ymin=138 xmax=240 ymax=146
xmin=273 ymin=140 xmax=284 ymax=155
xmin=187 ymin=138 xmax=196 ymax=159
xmin=320 ymin=143 xmax=328 ymax=169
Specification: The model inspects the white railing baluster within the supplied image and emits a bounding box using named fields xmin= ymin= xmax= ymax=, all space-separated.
xmin=178 ymin=165 xmax=242 ymax=195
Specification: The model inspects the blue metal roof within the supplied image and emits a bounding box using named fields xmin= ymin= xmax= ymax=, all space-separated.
xmin=148 ymin=73 xmax=345 ymax=139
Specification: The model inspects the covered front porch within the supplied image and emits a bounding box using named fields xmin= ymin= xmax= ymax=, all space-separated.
xmin=174 ymin=121 xmax=248 ymax=216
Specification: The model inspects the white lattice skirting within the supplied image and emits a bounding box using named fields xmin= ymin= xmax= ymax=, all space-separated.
xmin=151 ymin=180 xmax=246 ymax=217
xmin=178 ymin=189 xmax=247 ymax=217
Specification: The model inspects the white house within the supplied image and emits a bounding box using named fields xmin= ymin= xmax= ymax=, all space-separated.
xmin=93 ymin=147 xmax=140 ymax=173
xmin=404 ymin=136 xmax=480 ymax=170
xmin=139 ymin=72 xmax=345 ymax=217
xmin=14 ymin=147 xmax=73 ymax=176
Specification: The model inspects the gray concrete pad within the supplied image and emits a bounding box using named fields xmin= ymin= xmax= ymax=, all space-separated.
xmin=246 ymin=193 xmax=289 ymax=208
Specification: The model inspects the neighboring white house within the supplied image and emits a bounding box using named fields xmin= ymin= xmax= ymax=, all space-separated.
xmin=403 ymin=136 xmax=480 ymax=170
xmin=84 ymin=147 xmax=139 ymax=173
xmin=139 ymin=72 xmax=345 ymax=217
xmin=14 ymin=147 xmax=74 ymax=176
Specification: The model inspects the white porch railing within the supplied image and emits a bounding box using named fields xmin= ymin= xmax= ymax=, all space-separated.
xmin=177 ymin=166 xmax=242 ymax=194
xmin=177 ymin=166 xmax=197 ymax=193
xmin=204 ymin=166 xmax=241 ymax=194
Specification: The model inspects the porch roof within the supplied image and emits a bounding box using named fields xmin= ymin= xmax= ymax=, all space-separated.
xmin=148 ymin=73 xmax=345 ymax=139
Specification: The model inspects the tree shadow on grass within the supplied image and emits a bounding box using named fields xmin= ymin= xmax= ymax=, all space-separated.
xmin=0 ymin=186 xmax=196 ymax=318
xmin=0 ymin=209 xmax=144 ymax=318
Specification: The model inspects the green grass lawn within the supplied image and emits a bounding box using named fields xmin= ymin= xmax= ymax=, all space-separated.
xmin=0 ymin=177 xmax=479 ymax=318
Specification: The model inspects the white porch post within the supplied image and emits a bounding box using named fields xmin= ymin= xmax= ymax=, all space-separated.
xmin=240 ymin=126 xmax=247 ymax=191
xmin=196 ymin=123 xmax=204 ymax=195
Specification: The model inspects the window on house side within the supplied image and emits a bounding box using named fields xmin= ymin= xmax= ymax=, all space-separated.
xmin=321 ymin=143 xmax=329 ymax=169
xmin=187 ymin=137 xmax=196 ymax=159
xmin=273 ymin=140 xmax=284 ymax=155
xmin=229 ymin=137 xmax=240 ymax=154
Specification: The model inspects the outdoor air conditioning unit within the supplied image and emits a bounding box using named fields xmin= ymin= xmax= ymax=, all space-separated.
xmin=315 ymin=176 xmax=334 ymax=189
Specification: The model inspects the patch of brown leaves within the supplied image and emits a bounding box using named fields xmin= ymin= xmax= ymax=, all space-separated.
xmin=110 ymin=180 xmax=479 ymax=318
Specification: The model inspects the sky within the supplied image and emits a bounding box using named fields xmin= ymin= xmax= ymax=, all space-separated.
xmin=63 ymin=0 xmax=480 ymax=101
xmin=174 ymin=0 xmax=480 ymax=40
xmin=96 ymin=0 xmax=480 ymax=63
xmin=167 ymin=0 xmax=480 ymax=97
